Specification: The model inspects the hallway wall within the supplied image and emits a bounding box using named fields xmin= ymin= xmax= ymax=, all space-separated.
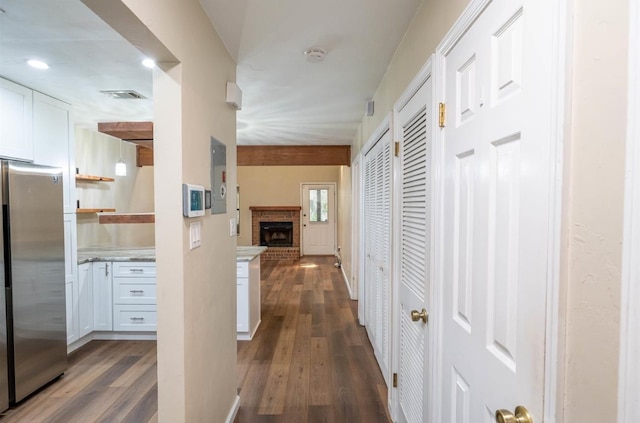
xmin=561 ymin=0 xmax=628 ymax=420
xmin=236 ymin=166 xmax=340 ymax=247
xmin=349 ymin=0 xmax=628 ymax=420
xmin=91 ymin=0 xmax=239 ymax=421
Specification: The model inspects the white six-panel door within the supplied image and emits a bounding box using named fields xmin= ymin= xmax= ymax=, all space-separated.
xmin=396 ymin=68 xmax=434 ymax=423
xmin=439 ymin=0 xmax=555 ymax=420
xmin=363 ymin=127 xmax=393 ymax=385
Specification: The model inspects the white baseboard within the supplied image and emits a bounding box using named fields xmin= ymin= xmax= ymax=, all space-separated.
xmin=237 ymin=320 xmax=261 ymax=341
xmin=67 ymin=333 xmax=94 ymax=354
xmin=67 ymin=331 xmax=157 ymax=354
xmin=226 ymin=395 xmax=240 ymax=423
xmin=341 ymin=265 xmax=354 ymax=299
xmin=93 ymin=332 xmax=157 ymax=341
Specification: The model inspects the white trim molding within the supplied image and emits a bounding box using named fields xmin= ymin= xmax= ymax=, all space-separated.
xmin=225 ymin=395 xmax=240 ymax=423
xmin=618 ymin=0 xmax=640 ymax=420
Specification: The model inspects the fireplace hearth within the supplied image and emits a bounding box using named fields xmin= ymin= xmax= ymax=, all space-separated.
xmin=260 ymin=221 xmax=293 ymax=247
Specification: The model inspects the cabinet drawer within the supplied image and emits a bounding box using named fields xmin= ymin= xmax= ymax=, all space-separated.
xmin=113 ymin=282 xmax=156 ymax=305
xmin=113 ymin=262 xmax=156 ymax=277
xmin=237 ymin=262 xmax=249 ymax=278
xmin=113 ymin=305 xmax=156 ymax=331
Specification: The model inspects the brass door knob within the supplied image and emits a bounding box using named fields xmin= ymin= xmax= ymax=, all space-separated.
xmin=410 ymin=308 xmax=428 ymax=323
xmin=495 ymin=406 xmax=533 ymax=423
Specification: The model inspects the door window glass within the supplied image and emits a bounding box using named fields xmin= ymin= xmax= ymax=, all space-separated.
xmin=309 ymin=188 xmax=329 ymax=222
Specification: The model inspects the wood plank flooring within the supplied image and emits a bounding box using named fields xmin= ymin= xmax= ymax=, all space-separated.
xmin=0 ymin=340 xmax=158 ymax=423
xmin=234 ymin=256 xmax=391 ymax=423
xmin=0 ymin=257 xmax=390 ymax=422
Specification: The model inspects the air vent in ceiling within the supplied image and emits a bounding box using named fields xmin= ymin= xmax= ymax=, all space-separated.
xmin=100 ymin=90 xmax=147 ymax=99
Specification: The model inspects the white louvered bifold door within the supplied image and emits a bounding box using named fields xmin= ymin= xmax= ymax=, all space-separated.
xmin=397 ymin=74 xmax=433 ymax=423
xmin=362 ymin=128 xmax=393 ymax=385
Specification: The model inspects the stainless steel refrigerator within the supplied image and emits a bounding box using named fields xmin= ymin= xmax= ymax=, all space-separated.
xmin=0 ymin=161 xmax=67 ymax=410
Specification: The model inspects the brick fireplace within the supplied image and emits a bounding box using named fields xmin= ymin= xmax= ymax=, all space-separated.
xmin=250 ymin=206 xmax=301 ymax=260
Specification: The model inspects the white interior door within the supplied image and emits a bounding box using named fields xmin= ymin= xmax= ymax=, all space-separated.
xmin=302 ymin=183 xmax=336 ymax=255
xmin=440 ymin=0 xmax=554 ymax=420
xmin=396 ymin=70 xmax=433 ymax=423
xmin=363 ymin=127 xmax=393 ymax=385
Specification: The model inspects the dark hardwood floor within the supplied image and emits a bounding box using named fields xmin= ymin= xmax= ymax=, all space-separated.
xmin=0 ymin=340 xmax=158 ymax=423
xmin=234 ymin=256 xmax=391 ymax=423
xmin=0 ymin=257 xmax=390 ymax=423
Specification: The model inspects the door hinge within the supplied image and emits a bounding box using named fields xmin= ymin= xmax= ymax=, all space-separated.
xmin=393 ymin=373 xmax=398 ymax=388
xmin=394 ymin=141 xmax=400 ymax=157
xmin=439 ymin=102 xmax=446 ymax=128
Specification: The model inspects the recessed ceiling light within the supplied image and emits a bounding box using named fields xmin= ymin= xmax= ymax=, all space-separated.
xmin=304 ymin=48 xmax=327 ymax=63
xmin=142 ymin=58 xmax=155 ymax=69
xmin=27 ymin=59 xmax=49 ymax=70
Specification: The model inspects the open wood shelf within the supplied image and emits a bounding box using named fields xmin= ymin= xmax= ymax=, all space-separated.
xmin=77 ymin=208 xmax=116 ymax=214
xmin=76 ymin=174 xmax=115 ymax=182
xmin=98 ymin=213 xmax=155 ymax=224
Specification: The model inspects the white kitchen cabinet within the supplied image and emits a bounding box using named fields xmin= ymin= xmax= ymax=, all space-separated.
xmin=237 ymin=257 xmax=261 ymax=340
xmin=64 ymin=214 xmax=78 ymax=345
xmin=113 ymin=305 xmax=157 ymax=331
xmin=65 ymin=280 xmax=77 ymax=345
xmin=112 ymin=262 xmax=157 ymax=332
xmin=93 ymin=262 xmax=113 ymax=331
xmin=78 ymin=263 xmax=93 ymax=338
xmin=33 ymin=92 xmax=75 ymax=213
xmin=0 ymin=78 xmax=33 ymax=162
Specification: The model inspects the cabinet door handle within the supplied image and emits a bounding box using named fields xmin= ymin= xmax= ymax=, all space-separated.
xmin=130 ymin=317 xmax=145 ymax=321
xmin=129 ymin=290 xmax=144 ymax=294
xmin=129 ymin=268 xmax=144 ymax=273
xmin=105 ymin=263 xmax=109 ymax=277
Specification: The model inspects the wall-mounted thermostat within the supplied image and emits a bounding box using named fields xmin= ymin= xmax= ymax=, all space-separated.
xmin=183 ymin=184 xmax=205 ymax=218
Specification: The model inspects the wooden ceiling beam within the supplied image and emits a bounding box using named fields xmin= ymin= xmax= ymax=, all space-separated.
xmin=98 ymin=121 xmax=153 ymax=141
xmin=237 ymin=145 xmax=351 ymax=166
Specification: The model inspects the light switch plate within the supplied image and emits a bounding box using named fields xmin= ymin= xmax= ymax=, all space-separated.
xmin=229 ymin=218 xmax=236 ymax=237
xmin=190 ymin=221 xmax=202 ymax=249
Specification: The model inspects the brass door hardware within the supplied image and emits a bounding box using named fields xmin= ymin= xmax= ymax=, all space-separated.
xmin=495 ymin=406 xmax=533 ymax=423
xmin=410 ymin=308 xmax=428 ymax=323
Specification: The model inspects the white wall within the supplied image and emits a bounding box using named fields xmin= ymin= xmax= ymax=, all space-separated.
xmin=236 ymin=165 xmax=340 ymax=246
xmin=561 ymin=0 xmax=628 ymax=419
xmin=75 ymin=127 xmax=155 ymax=248
xmin=87 ymin=0 xmax=239 ymax=421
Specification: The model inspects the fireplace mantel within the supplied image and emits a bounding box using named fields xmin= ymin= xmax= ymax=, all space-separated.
xmin=249 ymin=206 xmax=302 ymax=211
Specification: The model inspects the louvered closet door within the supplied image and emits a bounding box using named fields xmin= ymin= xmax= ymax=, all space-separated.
xmin=397 ymin=74 xmax=433 ymax=423
xmin=363 ymin=128 xmax=393 ymax=384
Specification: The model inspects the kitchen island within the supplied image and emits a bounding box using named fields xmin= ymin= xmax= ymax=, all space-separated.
xmin=236 ymin=246 xmax=267 ymax=340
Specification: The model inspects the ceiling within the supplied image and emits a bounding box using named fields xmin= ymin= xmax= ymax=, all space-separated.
xmin=0 ymin=0 xmax=422 ymax=146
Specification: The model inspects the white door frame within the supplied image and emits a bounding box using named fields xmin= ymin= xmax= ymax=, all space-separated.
xmin=300 ymin=182 xmax=337 ymax=256
xmin=390 ymin=57 xmax=435 ymax=422
xmin=432 ymin=0 xmax=569 ymax=421
xmin=354 ymin=152 xmax=367 ymax=323
xmin=618 ymin=0 xmax=640 ymax=420
xmin=351 ymin=154 xmax=362 ymax=302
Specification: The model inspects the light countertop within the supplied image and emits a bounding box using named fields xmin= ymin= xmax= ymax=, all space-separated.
xmin=236 ymin=246 xmax=268 ymax=262
xmin=77 ymin=247 xmax=156 ymax=264
xmin=78 ymin=246 xmax=267 ymax=264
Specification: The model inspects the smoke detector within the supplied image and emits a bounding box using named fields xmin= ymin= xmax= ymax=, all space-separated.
xmin=100 ymin=90 xmax=147 ymax=99
xmin=304 ymin=48 xmax=327 ymax=63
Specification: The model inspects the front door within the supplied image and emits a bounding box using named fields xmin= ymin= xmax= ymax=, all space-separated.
xmin=396 ymin=69 xmax=433 ymax=422
xmin=301 ymin=183 xmax=336 ymax=255
xmin=440 ymin=0 xmax=555 ymax=420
